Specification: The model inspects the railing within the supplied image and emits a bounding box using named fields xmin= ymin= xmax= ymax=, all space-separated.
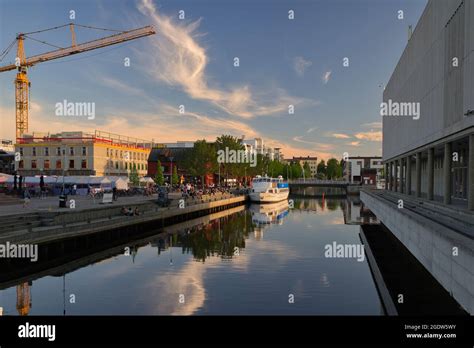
xmin=288 ymin=179 xmax=355 ymax=185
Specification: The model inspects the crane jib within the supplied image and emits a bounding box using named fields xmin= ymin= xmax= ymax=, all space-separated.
xmin=0 ymin=25 xmax=155 ymax=72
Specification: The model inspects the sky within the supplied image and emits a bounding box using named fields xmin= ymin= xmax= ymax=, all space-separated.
xmin=0 ymin=0 xmax=427 ymax=160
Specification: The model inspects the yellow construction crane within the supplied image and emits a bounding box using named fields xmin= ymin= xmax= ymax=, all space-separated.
xmin=0 ymin=23 xmax=156 ymax=139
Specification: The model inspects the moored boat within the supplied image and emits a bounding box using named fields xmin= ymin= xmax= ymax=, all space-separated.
xmin=249 ymin=175 xmax=289 ymax=203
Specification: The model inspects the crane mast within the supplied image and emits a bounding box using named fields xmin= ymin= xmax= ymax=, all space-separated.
xmin=15 ymin=35 xmax=29 ymax=140
xmin=0 ymin=24 xmax=156 ymax=139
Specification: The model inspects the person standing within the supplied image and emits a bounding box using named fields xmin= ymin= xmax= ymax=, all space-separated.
xmin=40 ymin=175 xmax=45 ymax=199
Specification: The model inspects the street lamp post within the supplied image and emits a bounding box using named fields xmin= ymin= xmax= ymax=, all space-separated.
xmin=62 ymin=148 xmax=66 ymax=193
xmin=169 ymin=156 xmax=174 ymax=186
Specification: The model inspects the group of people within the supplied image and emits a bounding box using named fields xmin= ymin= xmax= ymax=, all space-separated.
xmin=120 ymin=206 xmax=140 ymax=216
xmin=178 ymin=183 xmax=234 ymax=200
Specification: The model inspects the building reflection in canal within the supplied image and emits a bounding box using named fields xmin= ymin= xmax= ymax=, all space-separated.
xmin=0 ymin=198 xmax=390 ymax=315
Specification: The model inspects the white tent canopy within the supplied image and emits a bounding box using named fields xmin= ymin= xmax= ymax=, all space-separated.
xmin=109 ymin=176 xmax=129 ymax=190
xmin=139 ymin=177 xmax=154 ymax=183
xmin=3 ymin=175 xmax=138 ymax=191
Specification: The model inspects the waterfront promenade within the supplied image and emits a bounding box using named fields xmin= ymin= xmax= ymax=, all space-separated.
xmin=0 ymin=192 xmax=246 ymax=245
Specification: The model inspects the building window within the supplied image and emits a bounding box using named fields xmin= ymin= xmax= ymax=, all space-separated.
xmin=57 ymin=147 xmax=61 ymax=156
xmin=19 ymin=160 xmax=24 ymax=169
xmin=115 ymin=150 xmax=118 ymax=158
xmin=32 ymin=147 xmax=36 ymax=156
xmin=107 ymin=148 xmax=109 ymax=157
xmin=69 ymin=147 xmax=74 ymax=156
xmin=31 ymin=159 xmax=37 ymax=169
xmin=125 ymin=162 xmax=128 ymax=170
xmin=45 ymin=147 xmax=49 ymax=156
xmin=115 ymin=162 xmax=119 ymax=170
xmin=44 ymin=159 xmax=50 ymax=169
xmin=56 ymin=160 xmax=61 ymax=169
xmin=81 ymin=159 xmax=87 ymax=169
xmin=19 ymin=147 xmax=23 ymax=156
xmin=69 ymin=160 xmax=74 ymax=169
xmin=82 ymin=147 xmax=86 ymax=156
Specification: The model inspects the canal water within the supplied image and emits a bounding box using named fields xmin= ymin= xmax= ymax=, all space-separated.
xmin=0 ymin=198 xmax=383 ymax=315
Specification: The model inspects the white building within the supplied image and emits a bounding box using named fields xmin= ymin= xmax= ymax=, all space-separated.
xmin=344 ymin=156 xmax=383 ymax=184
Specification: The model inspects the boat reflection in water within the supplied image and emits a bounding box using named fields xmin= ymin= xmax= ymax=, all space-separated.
xmin=249 ymin=200 xmax=289 ymax=240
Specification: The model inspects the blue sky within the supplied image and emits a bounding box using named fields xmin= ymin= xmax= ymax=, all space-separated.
xmin=0 ymin=0 xmax=427 ymax=159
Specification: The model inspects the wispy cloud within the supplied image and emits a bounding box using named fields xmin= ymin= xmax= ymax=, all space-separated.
xmin=332 ymin=133 xmax=350 ymax=139
xmin=354 ymin=131 xmax=382 ymax=142
xmin=322 ymin=71 xmax=332 ymax=84
xmin=292 ymin=136 xmax=334 ymax=150
xmin=137 ymin=0 xmax=314 ymax=118
xmin=347 ymin=141 xmax=361 ymax=147
xmin=99 ymin=76 xmax=143 ymax=96
xmin=306 ymin=127 xmax=317 ymax=133
xmin=293 ymin=56 xmax=312 ymax=76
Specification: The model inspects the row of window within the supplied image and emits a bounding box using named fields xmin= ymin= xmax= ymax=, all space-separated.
xmin=17 ymin=159 xmax=148 ymax=171
xmin=107 ymin=161 xmax=147 ymax=171
xmin=19 ymin=147 xmax=88 ymax=156
xmin=106 ymin=148 xmax=148 ymax=161
xmin=18 ymin=159 xmax=87 ymax=170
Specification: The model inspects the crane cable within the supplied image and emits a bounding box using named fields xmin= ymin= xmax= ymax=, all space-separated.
xmin=0 ymin=23 xmax=128 ymax=64
xmin=22 ymin=23 xmax=124 ymax=36
xmin=0 ymin=38 xmax=17 ymax=62
xmin=23 ymin=35 xmax=64 ymax=49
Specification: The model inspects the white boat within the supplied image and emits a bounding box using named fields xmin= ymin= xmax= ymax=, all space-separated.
xmin=249 ymin=175 xmax=289 ymax=203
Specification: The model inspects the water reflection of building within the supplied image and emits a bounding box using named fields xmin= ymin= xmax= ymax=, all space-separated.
xmin=250 ymin=201 xmax=289 ymax=240
xmin=342 ymin=197 xmax=379 ymax=225
xmin=16 ymin=282 xmax=32 ymax=316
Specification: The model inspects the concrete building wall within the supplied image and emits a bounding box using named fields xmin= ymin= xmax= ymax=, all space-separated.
xmin=361 ymin=191 xmax=474 ymax=314
xmin=383 ymin=0 xmax=474 ymax=161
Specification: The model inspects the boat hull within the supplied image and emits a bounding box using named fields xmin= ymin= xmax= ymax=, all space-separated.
xmin=249 ymin=191 xmax=289 ymax=203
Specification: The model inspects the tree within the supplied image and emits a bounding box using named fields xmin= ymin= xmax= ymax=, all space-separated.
xmin=183 ymin=140 xmax=217 ymax=188
xmin=215 ymin=135 xmax=246 ymax=182
xmin=303 ymin=161 xmax=312 ymax=178
xmin=172 ymin=166 xmax=179 ymax=185
xmin=268 ymin=159 xmax=284 ymax=178
xmin=317 ymin=160 xmax=327 ymax=175
xmin=154 ymin=160 xmax=164 ymax=185
xmin=129 ymin=167 xmax=139 ymax=186
xmin=290 ymin=162 xmax=302 ymax=179
xmin=326 ymin=158 xmax=342 ymax=179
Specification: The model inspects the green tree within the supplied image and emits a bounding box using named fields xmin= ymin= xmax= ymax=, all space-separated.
xmin=290 ymin=162 xmax=303 ymax=179
xmin=326 ymin=158 xmax=341 ymax=179
xmin=268 ymin=159 xmax=284 ymax=178
xmin=183 ymin=140 xmax=217 ymax=188
xmin=216 ymin=135 xmax=246 ymax=183
xmin=303 ymin=161 xmax=312 ymax=178
xmin=154 ymin=160 xmax=165 ymax=185
xmin=317 ymin=160 xmax=327 ymax=175
xmin=172 ymin=166 xmax=179 ymax=185
xmin=129 ymin=166 xmax=139 ymax=186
